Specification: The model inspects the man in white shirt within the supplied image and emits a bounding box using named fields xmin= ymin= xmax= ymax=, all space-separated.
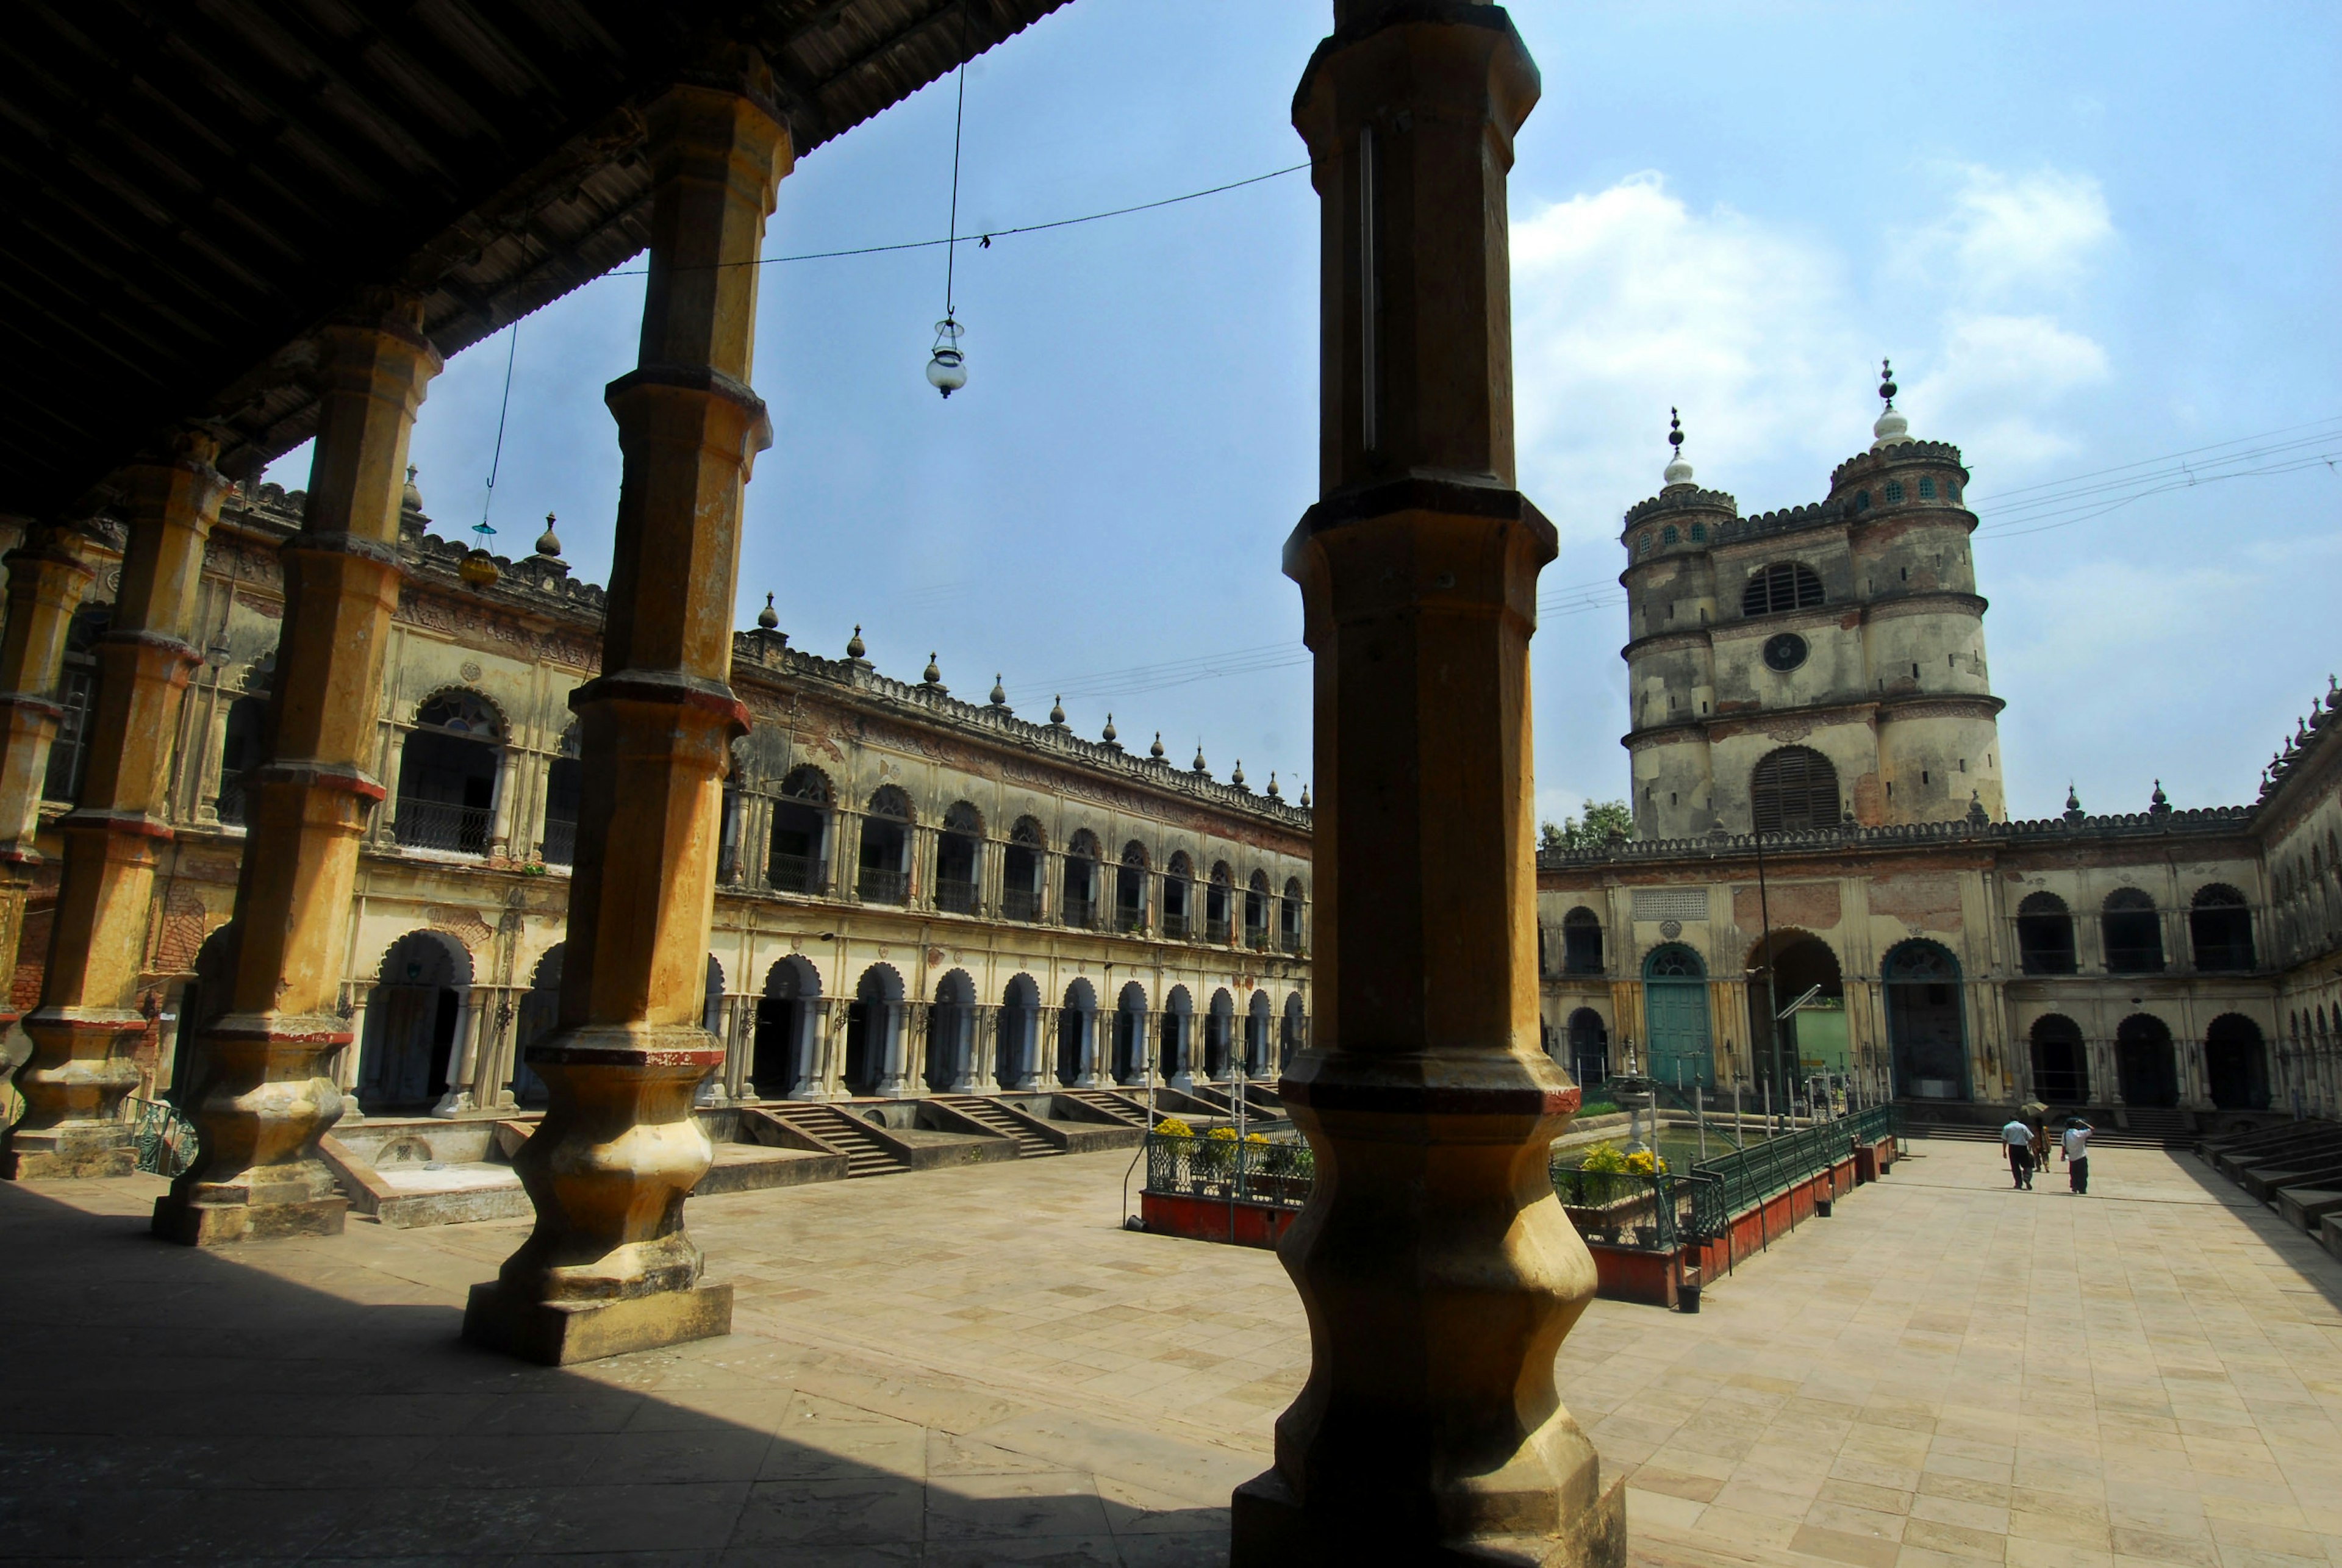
xmin=2061 ymin=1119 xmax=2092 ymax=1195
xmin=1999 ymin=1117 xmax=2035 ymax=1189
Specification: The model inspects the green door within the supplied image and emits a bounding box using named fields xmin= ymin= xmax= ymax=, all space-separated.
xmin=1643 ymin=944 xmax=1714 ymax=1090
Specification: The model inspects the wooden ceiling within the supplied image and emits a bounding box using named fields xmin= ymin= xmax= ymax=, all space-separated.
xmin=0 ymin=0 xmax=1070 ymax=518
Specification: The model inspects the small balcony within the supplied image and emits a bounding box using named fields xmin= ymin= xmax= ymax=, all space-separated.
xmin=1002 ymin=886 xmax=1042 ymax=922
xmin=769 ymin=852 xmax=825 ymax=895
xmin=1162 ymin=912 xmax=1190 ymax=940
xmin=858 ymin=865 xmax=909 ymax=905
xmin=1063 ymin=896 xmax=1098 ymax=930
xmin=542 ymin=814 xmax=578 ymax=867
xmin=936 ymin=875 xmax=978 ymax=915
xmin=1206 ymin=916 xmax=1231 ymax=944
xmin=395 ymin=798 xmax=492 ymax=856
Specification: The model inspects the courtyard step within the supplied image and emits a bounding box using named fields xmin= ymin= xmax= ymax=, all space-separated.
xmin=936 ymin=1095 xmax=1058 ymax=1158
xmin=763 ymin=1103 xmax=912 ymax=1179
xmin=1058 ymin=1087 xmax=1150 ymax=1126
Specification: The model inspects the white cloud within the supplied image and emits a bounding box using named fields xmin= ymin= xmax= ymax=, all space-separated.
xmin=1904 ymin=165 xmax=2114 ymax=303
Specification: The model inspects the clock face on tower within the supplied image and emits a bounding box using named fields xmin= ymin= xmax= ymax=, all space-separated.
xmin=1763 ymin=632 xmax=1809 ymax=673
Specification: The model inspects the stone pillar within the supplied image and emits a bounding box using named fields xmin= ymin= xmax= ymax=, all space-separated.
xmin=908 ymin=824 xmax=938 ymax=911
xmin=0 ymin=525 xmax=97 ymax=1034
xmin=1231 ymin=7 xmax=1623 ymax=1564
xmin=8 ymin=437 xmax=225 ymax=1178
xmin=463 ymin=58 xmax=788 ymax=1364
xmin=833 ymin=809 xmax=863 ymax=900
xmin=888 ymin=998 xmax=926 ymax=1097
xmin=152 ymin=293 xmax=440 ymax=1245
xmin=371 ymin=723 xmax=412 ymax=847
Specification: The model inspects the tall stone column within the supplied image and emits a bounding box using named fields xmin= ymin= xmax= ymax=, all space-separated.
xmin=153 ymin=293 xmax=440 ymax=1244
xmin=1232 ymin=6 xmax=1624 ymax=1564
xmin=0 ymin=524 xmax=97 ymax=1034
xmin=464 ymin=55 xmax=787 ymax=1365
xmin=8 ymin=434 xmax=225 ymax=1178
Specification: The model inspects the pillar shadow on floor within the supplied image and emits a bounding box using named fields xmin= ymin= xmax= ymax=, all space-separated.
xmin=2166 ymin=1146 xmax=2342 ymax=1317
xmin=0 ymin=1181 xmax=1230 ymax=1566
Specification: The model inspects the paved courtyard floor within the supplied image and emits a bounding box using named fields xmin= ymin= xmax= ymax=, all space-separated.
xmin=1 ymin=1133 xmax=2337 ymax=1566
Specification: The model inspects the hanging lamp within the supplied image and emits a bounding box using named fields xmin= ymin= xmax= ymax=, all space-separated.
xmin=925 ymin=55 xmax=972 ymax=398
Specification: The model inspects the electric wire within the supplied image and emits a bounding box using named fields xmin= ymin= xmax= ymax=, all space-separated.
xmin=476 ymin=324 xmax=521 ymax=535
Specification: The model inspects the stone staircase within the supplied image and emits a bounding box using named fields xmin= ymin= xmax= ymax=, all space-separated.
xmin=762 ymin=1103 xmax=912 ymax=1179
xmin=935 ymin=1095 xmax=1058 ymax=1159
xmin=1056 ymin=1087 xmax=1150 ymax=1126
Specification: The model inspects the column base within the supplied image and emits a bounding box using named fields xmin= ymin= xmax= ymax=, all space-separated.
xmin=151 ymin=1186 xmax=348 ymax=1246
xmin=2 ymin=1123 xmax=135 ymax=1180
xmin=1231 ymin=1466 xmax=1626 ymax=1568
xmin=462 ymin=1280 xmax=734 ymax=1366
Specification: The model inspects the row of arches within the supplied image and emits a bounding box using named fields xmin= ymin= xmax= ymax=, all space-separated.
xmin=2016 ymin=885 xmax=2255 ymax=975
xmin=2025 ymin=1012 xmax=2268 ymax=1109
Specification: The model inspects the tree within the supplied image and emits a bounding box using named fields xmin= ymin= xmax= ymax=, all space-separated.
xmin=1539 ymin=800 xmax=1633 ymax=853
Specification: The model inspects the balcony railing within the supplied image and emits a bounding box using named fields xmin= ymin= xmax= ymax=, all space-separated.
xmin=936 ymin=875 xmax=978 ymax=915
xmin=1206 ymin=916 xmax=1231 ymax=943
xmin=1062 ymin=896 xmax=1098 ymax=930
xmin=213 ymin=776 xmax=249 ymax=827
xmin=395 ymin=797 xmax=492 ymax=855
xmin=1002 ymin=886 xmax=1042 ymax=922
xmin=858 ymin=865 xmax=909 ymax=904
xmin=1162 ymin=912 xmax=1190 ymax=940
xmin=1280 ymin=930 xmax=1303 ymax=954
xmin=542 ymin=815 xmax=577 ymax=867
xmin=769 ymin=852 xmax=825 ymax=895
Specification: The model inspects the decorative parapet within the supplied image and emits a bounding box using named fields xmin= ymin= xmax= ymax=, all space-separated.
xmin=1716 ymin=499 xmax=1846 ymax=544
xmin=1536 ymin=802 xmax=2259 ymax=871
xmin=1828 ymin=438 xmax=1968 ymax=490
xmin=2256 ymin=679 xmax=2341 ymax=807
xmin=731 ymin=629 xmax=1311 ymax=832
xmin=1622 ymin=487 xmax=1737 ymax=528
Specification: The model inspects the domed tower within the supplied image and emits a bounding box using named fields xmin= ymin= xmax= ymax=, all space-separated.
xmin=1620 ymin=412 xmax=1738 ymax=839
xmin=1824 ymin=362 xmax=2005 ymax=823
xmin=1614 ymin=371 xmax=2006 ymax=839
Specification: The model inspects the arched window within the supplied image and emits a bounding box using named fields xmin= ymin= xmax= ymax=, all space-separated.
xmin=1281 ymin=876 xmax=1306 ymax=953
xmin=41 ymin=604 xmax=109 ymax=804
xmin=1115 ymin=840 xmax=1150 ymax=933
xmin=1660 ymin=524 xmax=1679 ymax=545
xmin=1003 ymin=816 xmax=1046 ymax=921
xmin=1206 ymin=862 xmax=1234 ymax=943
xmin=1561 ymin=907 xmax=1604 ymax=975
xmin=2204 ymin=1014 xmax=2268 ymax=1111
xmin=936 ymin=802 xmax=983 ymax=914
xmin=539 ymin=722 xmax=582 ymax=867
xmin=2101 ymin=888 xmax=2165 ymax=975
xmin=2188 ymin=884 xmax=2254 ymax=973
xmin=2114 ymin=1014 xmax=2177 ymax=1108
xmin=1750 ymin=746 xmax=1839 ymax=834
xmin=1740 ymin=562 xmax=1824 ymax=617
xmin=768 ymin=764 xmax=831 ymax=893
xmin=856 ymin=786 xmax=913 ymax=904
xmin=395 ymin=690 xmax=503 ymax=854
xmin=1245 ymin=870 xmax=1271 ymax=948
xmin=1566 ymin=1008 xmax=1608 ymax=1088
xmin=357 ymin=930 xmax=473 ymax=1112
xmin=1062 ymin=831 xmax=1102 ymax=929
xmin=2015 ymin=892 xmax=2077 ymax=975
xmin=1884 ymin=941 xmax=1966 ymax=1100
xmin=213 ymin=690 xmax=272 ymax=826
xmin=1162 ymin=852 xmax=1195 ymax=939
xmin=2029 ymin=1014 xmax=2087 ymax=1104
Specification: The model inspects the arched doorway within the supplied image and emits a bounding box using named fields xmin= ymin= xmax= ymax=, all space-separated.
xmin=1884 ymin=941 xmax=1968 ymax=1100
xmin=2204 ymin=1014 xmax=2269 ymax=1110
xmin=997 ymin=974 xmax=1041 ymax=1090
xmin=394 ymin=690 xmax=503 ymax=854
xmin=768 ymin=765 xmax=832 ymax=894
xmin=1245 ymin=990 xmax=1272 ymax=1077
xmin=926 ymin=970 xmax=975 ymax=1092
xmin=1641 ymin=944 xmax=1711 ymax=1090
xmin=1745 ymin=931 xmax=1844 ymax=1099
xmin=1206 ymin=989 xmax=1235 ymax=1079
xmin=1566 ymin=1008 xmax=1608 ymax=1090
xmin=2028 ymin=1014 xmax=2087 ymax=1105
xmin=2115 ymin=1014 xmax=2179 ymax=1108
xmin=358 ymin=931 xmax=473 ymax=1113
xmin=843 ymin=965 xmax=902 ymax=1096
xmin=513 ymin=944 xmax=562 ymax=1108
xmin=1058 ymin=978 xmax=1097 ymax=1086
xmin=168 ymin=922 xmax=240 ymax=1103
xmin=1281 ymin=993 xmax=1306 ymax=1070
xmin=754 ymin=954 xmax=823 ymax=1098
xmin=1161 ymin=986 xmax=1194 ymax=1084
xmin=1113 ymin=982 xmax=1149 ymax=1084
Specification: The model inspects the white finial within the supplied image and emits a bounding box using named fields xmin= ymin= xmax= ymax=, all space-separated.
xmin=1871 ymin=358 xmax=1910 ymax=449
xmin=1663 ymin=407 xmax=1694 ymax=486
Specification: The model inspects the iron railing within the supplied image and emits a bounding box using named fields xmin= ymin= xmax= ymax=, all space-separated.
xmin=1002 ymin=886 xmax=1042 ymax=922
xmin=394 ymin=797 xmax=492 ymax=854
xmin=1062 ymin=896 xmax=1098 ymax=929
xmin=1144 ymin=1130 xmax=1316 ymax=1209
xmin=542 ymin=815 xmax=578 ymax=867
xmin=213 ymin=776 xmax=249 ymax=826
xmin=1549 ymin=1164 xmax=1703 ymax=1252
xmin=858 ymin=865 xmax=909 ymax=904
xmin=1162 ymin=912 xmax=1191 ymax=940
xmin=769 ymin=852 xmax=825 ymax=895
xmin=1206 ymin=915 xmax=1231 ymax=943
xmin=127 ymin=1095 xmax=200 ymax=1178
xmin=936 ymin=876 xmax=978 ymax=915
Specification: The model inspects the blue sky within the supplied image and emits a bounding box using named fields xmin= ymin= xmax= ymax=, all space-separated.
xmin=270 ymin=1 xmax=2341 ymax=828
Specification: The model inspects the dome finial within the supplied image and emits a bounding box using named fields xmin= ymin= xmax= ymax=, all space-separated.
xmin=2150 ymin=778 xmax=2169 ymax=812
xmin=1871 ymin=357 xmax=1910 ymax=449
xmin=1266 ymin=771 xmax=1281 ymax=799
xmin=1149 ymin=731 xmax=1165 ymax=760
xmin=1231 ymin=759 xmax=1246 ymax=789
xmin=756 ymin=592 xmax=778 ymax=631
xmin=535 ymin=512 xmax=562 ymax=559
xmin=923 ymin=651 xmax=942 ymax=687
xmin=989 ymin=673 xmax=1007 ymax=707
xmin=1662 ymin=406 xmax=1695 ymax=487
xmin=1299 ymin=781 xmax=1311 ymax=808
xmin=846 ymin=625 xmax=865 ymax=661
xmin=1101 ymin=714 xmax=1119 ymax=748
xmin=1192 ymin=743 xmax=1208 ymax=775
xmin=1048 ymin=695 xmax=1066 ymax=726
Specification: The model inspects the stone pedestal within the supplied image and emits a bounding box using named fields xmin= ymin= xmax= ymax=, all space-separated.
xmin=154 ymin=295 xmax=440 ymax=1244
xmin=465 ymin=55 xmax=789 ymax=1364
xmin=1231 ymin=6 xmax=1625 ymax=1564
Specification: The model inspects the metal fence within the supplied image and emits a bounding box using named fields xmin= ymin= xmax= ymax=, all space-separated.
xmin=770 ymin=852 xmax=824 ymax=895
xmin=858 ymin=865 xmax=909 ymax=904
xmin=1001 ymin=886 xmax=1041 ymax=922
xmin=1144 ymin=1131 xmax=1316 ymax=1210
xmin=127 ymin=1095 xmax=200 ymax=1178
xmin=395 ymin=798 xmax=492 ymax=854
xmin=1550 ymin=1164 xmax=1702 ymax=1252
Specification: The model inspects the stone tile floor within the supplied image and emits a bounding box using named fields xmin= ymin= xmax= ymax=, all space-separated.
xmin=1 ymin=1134 xmax=2337 ymax=1566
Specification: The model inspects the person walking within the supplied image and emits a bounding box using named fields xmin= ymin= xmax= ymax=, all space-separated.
xmin=2061 ymin=1118 xmax=2093 ymax=1195
xmin=2000 ymin=1115 xmax=2035 ymax=1189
